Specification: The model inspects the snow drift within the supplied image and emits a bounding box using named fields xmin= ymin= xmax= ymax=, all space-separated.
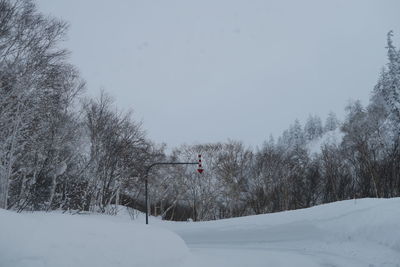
xmin=0 ymin=210 xmax=188 ymax=267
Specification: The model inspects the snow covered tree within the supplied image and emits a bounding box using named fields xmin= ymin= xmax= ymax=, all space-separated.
xmin=324 ymin=112 xmax=339 ymax=132
xmin=0 ymin=0 xmax=84 ymax=210
xmin=250 ymin=138 xmax=285 ymax=214
xmin=304 ymin=115 xmax=323 ymax=141
xmin=214 ymin=141 xmax=253 ymax=218
xmin=278 ymin=119 xmax=306 ymax=150
xmin=81 ymin=92 xmax=151 ymax=213
xmin=372 ymin=31 xmax=400 ymax=133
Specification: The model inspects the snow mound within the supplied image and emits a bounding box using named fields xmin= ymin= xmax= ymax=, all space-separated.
xmin=0 ymin=209 xmax=189 ymax=267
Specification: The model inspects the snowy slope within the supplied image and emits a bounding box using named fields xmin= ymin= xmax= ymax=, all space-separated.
xmin=1 ymin=198 xmax=400 ymax=267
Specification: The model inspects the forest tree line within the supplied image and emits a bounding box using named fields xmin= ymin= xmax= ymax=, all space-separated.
xmin=0 ymin=0 xmax=399 ymax=221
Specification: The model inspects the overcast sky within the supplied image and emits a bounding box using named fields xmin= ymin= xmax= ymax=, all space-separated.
xmin=37 ymin=0 xmax=400 ymax=149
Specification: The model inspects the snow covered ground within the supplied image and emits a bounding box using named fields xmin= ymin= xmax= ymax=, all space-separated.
xmin=170 ymin=198 xmax=400 ymax=267
xmin=1 ymin=198 xmax=400 ymax=267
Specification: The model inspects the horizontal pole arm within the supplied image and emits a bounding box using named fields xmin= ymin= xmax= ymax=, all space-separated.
xmin=146 ymin=162 xmax=198 ymax=175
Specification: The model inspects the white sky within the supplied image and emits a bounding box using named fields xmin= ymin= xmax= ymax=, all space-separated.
xmin=37 ymin=0 xmax=400 ymax=149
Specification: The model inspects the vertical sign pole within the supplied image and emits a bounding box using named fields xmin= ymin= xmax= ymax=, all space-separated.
xmin=145 ymin=177 xmax=148 ymax=225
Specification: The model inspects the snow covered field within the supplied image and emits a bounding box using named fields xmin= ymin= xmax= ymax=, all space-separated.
xmin=1 ymin=198 xmax=400 ymax=267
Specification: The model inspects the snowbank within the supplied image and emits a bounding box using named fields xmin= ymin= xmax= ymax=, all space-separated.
xmin=0 ymin=209 xmax=189 ymax=267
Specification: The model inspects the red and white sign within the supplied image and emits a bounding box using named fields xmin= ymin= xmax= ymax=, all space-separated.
xmin=197 ymin=154 xmax=204 ymax=174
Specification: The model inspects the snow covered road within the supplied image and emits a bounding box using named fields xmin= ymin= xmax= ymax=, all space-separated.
xmin=166 ymin=198 xmax=400 ymax=267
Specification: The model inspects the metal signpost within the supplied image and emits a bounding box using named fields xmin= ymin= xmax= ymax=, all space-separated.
xmin=144 ymin=155 xmax=204 ymax=224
